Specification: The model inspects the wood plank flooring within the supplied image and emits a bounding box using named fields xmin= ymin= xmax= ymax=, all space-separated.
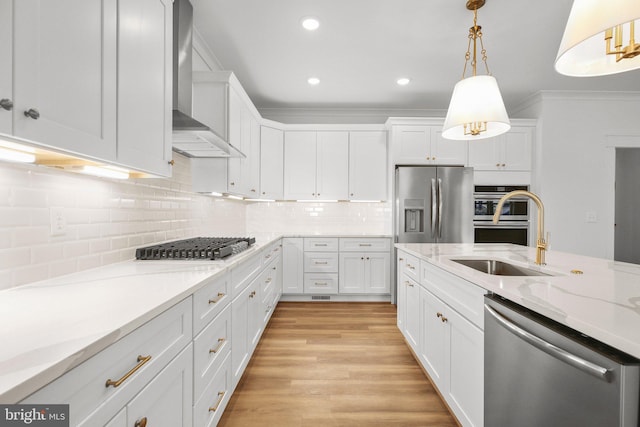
xmin=218 ymin=302 xmax=458 ymax=427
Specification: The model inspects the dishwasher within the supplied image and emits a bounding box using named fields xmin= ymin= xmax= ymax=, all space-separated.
xmin=484 ymin=294 xmax=640 ymax=427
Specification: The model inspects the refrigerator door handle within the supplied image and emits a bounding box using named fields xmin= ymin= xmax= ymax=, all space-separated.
xmin=485 ymin=304 xmax=611 ymax=381
xmin=437 ymin=178 xmax=443 ymax=239
xmin=431 ymin=178 xmax=437 ymax=238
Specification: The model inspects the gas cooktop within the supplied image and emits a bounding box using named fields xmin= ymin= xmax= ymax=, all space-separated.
xmin=135 ymin=237 xmax=256 ymax=260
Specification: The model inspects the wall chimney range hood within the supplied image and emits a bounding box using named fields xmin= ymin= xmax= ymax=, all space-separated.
xmin=172 ymin=0 xmax=245 ymax=158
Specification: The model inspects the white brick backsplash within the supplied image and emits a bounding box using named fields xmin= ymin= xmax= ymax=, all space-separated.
xmin=0 ymin=151 xmax=390 ymax=290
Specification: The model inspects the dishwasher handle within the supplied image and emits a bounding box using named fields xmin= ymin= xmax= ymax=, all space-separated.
xmin=485 ymin=304 xmax=612 ymax=382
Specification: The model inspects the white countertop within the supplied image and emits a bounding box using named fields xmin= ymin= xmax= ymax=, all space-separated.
xmin=0 ymin=236 xmax=282 ymax=403
xmin=396 ymin=243 xmax=640 ymax=360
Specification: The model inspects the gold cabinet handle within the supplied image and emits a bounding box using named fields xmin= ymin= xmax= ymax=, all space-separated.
xmin=265 ymin=278 xmax=272 ymax=283
xmin=105 ymin=355 xmax=152 ymax=388
xmin=399 ymin=257 xmax=404 ymax=261
xmin=208 ymin=292 xmax=225 ymax=304
xmin=135 ymin=417 xmax=148 ymax=427
xmin=249 ymin=291 xmax=256 ymax=298
xmin=441 ymin=316 xmax=448 ymax=323
xmin=209 ymin=391 xmax=226 ymax=412
xmin=436 ymin=312 xmax=443 ymax=318
xmin=405 ymin=281 xmax=414 ymax=287
xmin=209 ymin=338 xmax=226 ymax=354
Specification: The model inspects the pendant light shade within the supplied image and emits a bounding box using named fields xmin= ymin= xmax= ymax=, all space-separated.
xmin=556 ymin=0 xmax=640 ymax=76
xmin=442 ymin=0 xmax=510 ymax=141
xmin=442 ymin=75 xmax=510 ymax=140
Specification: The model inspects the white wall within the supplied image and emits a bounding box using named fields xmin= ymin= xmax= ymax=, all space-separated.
xmin=516 ymin=91 xmax=640 ymax=259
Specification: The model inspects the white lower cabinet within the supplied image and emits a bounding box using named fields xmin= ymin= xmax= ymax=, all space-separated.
xmin=282 ymin=237 xmax=304 ymax=294
xmin=22 ymin=298 xmax=193 ymax=426
xmin=339 ymin=251 xmax=390 ymax=294
xmin=126 ymin=344 xmax=193 ymax=427
xmin=396 ymin=250 xmax=485 ymax=427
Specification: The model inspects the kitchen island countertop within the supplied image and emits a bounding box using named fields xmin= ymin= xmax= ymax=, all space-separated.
xmin=396 ymin=243 xmax=640 ymax=360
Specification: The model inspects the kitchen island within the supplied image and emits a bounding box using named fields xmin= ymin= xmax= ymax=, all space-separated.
xmin=397 ymin=242 xmax=640 ymax=359
xmin=396 ymin=242 xmax=640 ymax=427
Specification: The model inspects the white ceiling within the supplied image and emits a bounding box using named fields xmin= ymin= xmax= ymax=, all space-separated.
xmin=191 ymin=0 xmax=640 ymax=115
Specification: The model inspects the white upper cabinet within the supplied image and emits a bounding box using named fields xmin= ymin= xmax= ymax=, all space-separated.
xmin=391 ymin=123 xmax=467 ymax=165
xmin=116 ymin=0 xmax=173 ymax=177
xmin=284 ymin=131 xmax=349 ymax=200
xmin=192 ymin=72 xmax=261 ymax=196
xmin=260 ymin=126 xmax=284 ymax=200
xmin=12 ymin=0 xmax=118 ymax=160
xmin=0 ymin=0 xmax=12 ymax=135
xmin=468 ymin=124 xmax=533 ymax=171
xmin=349 ymin=131 xmax=388 ymax=201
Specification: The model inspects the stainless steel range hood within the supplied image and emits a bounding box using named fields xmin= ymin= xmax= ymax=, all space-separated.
xmin=172 ymin=0 xmax=245 ymax=158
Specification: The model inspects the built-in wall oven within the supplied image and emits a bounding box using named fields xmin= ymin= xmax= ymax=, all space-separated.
xmin=474 ymin=185 xmax=529 ymax=246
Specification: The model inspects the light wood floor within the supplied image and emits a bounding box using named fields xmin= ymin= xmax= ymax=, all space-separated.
xmin=218 ymin=302 xmax=458 ymax=427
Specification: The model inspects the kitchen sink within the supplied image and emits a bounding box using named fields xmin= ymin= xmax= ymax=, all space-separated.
xmin=451 ymin=259 xmax=552 ymax=276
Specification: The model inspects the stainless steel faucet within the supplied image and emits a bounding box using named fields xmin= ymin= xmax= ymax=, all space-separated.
xmin=493 ymin=190 xmax=548 ymax=265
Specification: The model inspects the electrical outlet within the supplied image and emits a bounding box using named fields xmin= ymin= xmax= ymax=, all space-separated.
xmin=50 ymin=207 xmax=67 ymax=236
xmin=585 ymin=211 xmax=598 ymax=223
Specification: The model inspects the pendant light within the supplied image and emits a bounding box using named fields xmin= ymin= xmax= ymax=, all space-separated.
xmin=555 ymin=0 xmax=640 ymax=76
xmin=442 ymin=0 xmax=510 ymax=141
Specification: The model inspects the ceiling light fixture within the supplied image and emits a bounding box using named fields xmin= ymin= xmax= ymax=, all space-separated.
xmin=301 ymin=17 xmax=320 ymax=31
xmin=307 ymin=77 xmax=320 ymax=85
xmin=442 ymin=0 xmax=510 ymax=141
xmin=555 ymin=0 xmax=640 ymax=76
xmin=397 ymin=78 xmax=411 ymax=86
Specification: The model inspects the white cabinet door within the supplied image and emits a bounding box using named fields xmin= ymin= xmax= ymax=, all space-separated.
xmin=0 ymin=0 xmax=12 ymax=135
xmin=260 ymin=126 xmax=284 ymax=199
xmin=404 ymin=276 xmax=421 ymax=350
xmin=502 ymin=126 xmax=532 ymax=171
xmin=227 ymin=87 xmax=243 ymax=194
xmin=231 ymin=284 xmax=250 ymax=388
xmin=447 ymin=306 xmax=484 ymax=427
xmin=467 ymin=137 xmax=500 ymax=170
xmin=247 ymin=279 xmax=262 ymax=352
xmin=127 ymin=345 xmax=193 ymax=427
xmin=393 ymin=125 xmax=430 ymax=164
xmin=396 ymin=253 xmax=407 ymax=331
xmin=316 ymin=131 xmax=348 ymax=200
xmin=431 ymin=128 xmax=468 ymax=166
xmin=117 ymin=0 xmax=172 ymax=177
xmin=284 ymin=131 xmax=317 ymax=199
xmin=419 ymin=287 xmax=447 ymax=388
xmin=349 ymin=131 xmax=388 ymax=200
xmin=468 ymin=125 xmax=533 ymax=172
xmin=14 ymin=0 xmax=117 ymax=160
xmin=365 ymin=252 xmax=390 ymax=294
xmin=282 ymin=238 xmax=304 ymax=294
xmin=338 ymin=253 xmax=366 ymax=293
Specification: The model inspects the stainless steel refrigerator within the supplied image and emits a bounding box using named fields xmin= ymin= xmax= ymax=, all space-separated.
xmin=395 ymin=166 xmax=474 ymax=244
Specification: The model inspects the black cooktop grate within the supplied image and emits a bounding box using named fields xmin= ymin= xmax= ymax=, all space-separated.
xmin=135 ymin=237 xmax=255 ymax=260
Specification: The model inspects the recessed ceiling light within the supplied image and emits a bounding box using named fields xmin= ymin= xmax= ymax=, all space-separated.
xmin=397 ymin=78 xmax=411 ymax=86
xmin=307 ymin=77 xmax=320 ymax=85
xmin=301 ymin=17 xmax=320 ymax=31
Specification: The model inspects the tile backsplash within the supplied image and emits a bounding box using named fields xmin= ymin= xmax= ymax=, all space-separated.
xmin=0 ymin=155 xmax=392 ymax=290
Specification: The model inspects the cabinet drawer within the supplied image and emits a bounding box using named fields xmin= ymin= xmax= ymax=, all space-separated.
xmin=261 ymin=240 xmax=282 ymax=267
xmin=193 ymin=304 xmax=231 ymax=400
xmin=304 ymin=252 xmax=339 ymax=272
xmin=420 ymin=261 xmax=486 ymax=329
xmin=230 ymin=255 xmax=262 ymax=299
xmin=193 ymin=271 xmax=230 ymax=334
xmin=194 ymin=353 xmax=232 ymax=427
xmin=339 ymin=237 xmax=391 ymax=252
xmin=23 ymin=298 xmax=193 ymax=427
xmin=304 ymin=273 xmax=339 ymax=294
xmin=399 ymin=252 xmax=420 ymax=282
xmin=304 ymin=237 xmax=339 ymax=252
